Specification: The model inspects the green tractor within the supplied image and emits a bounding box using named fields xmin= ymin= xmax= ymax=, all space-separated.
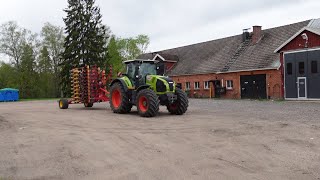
xmin=109 ymin=59 xmax=188 ymax=117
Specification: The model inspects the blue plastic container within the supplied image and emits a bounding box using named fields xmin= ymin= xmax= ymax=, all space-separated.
xmin=0 ymin=92 xmax=4 ymax=101
xmin=0 ymin=88 xmax=19 ymax=101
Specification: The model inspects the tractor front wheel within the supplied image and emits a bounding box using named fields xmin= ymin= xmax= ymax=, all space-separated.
xmin=167 ymin=88 xmax=188 ymax=115
xmin=137 ymin=89 xmax=159 ymax=117
xmin=109 ymin=82 xmax=132 ymax=114
xmin=59 ymin=99 xmax=69 ymax=109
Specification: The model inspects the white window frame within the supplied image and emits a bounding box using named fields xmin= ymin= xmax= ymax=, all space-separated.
xmin=226 ymin=80 xmax=233 ymax=90
xmin=194 ymin=82 xmax=200 ymax=90
xmin=186 ymin=82 xmax=191 ymax=90
xmin=204 ymin=81 xmax=210 ymax=89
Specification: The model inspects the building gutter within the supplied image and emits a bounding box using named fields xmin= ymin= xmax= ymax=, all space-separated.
xmin=169 ymin=67 xmax=278 ymax=77
xmin=216 ymin=67 xmax=278 ymax=74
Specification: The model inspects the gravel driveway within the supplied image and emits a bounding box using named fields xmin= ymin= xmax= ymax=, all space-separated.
xmin=0 ymin=99 xmax=319 ymax=180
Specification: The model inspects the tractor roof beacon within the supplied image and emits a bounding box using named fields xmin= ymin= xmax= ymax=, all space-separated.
xmin=109 ymin=59 xmax=189 ymax=117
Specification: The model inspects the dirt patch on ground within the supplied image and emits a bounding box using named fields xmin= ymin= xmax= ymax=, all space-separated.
xmin=0 ymin=115 xmax=11 ymax=129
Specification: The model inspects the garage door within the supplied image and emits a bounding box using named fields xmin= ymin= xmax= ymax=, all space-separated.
xmin=284 ymin=50 xmax=320 ymax=99
xmin=240 ymin=74 xmax=267 ymax=99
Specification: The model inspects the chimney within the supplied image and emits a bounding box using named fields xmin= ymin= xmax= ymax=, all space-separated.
xmin=242 ymin=28 xmax=250 ymax=42
xmin=252 ymin=26 xmax=262 ymax=44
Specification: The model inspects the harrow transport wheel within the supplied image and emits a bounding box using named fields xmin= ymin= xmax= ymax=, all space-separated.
xmin=137 ymin=89 xmax=159 ymax=117
xmin=84 ymin=102 xmax=93 ymax=108
xmin=167 ymin=88 xmax=188 ymax=115
xmin=59 ymin=99 xmax=69 ymax=109
xmin=109 ymin=82 xmax=132 ymax=114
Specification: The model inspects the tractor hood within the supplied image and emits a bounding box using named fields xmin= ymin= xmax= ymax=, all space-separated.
xmin=146 ymin=75 xmax=175 ymax=93
xmin=146 ymin=75 xmax=174 ymax=83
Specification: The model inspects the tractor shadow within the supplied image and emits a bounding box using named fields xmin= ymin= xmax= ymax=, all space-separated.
xmin=124 ymin=110 xmax=176 ymax=118
xmin=66 ymin=107 xmax=107 ymax=111
xmin=66 ymin=106 xmax=174 ymax=118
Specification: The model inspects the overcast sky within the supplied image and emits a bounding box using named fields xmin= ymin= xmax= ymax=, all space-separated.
xmin=0 ymin=0 xmax=320 ymax=55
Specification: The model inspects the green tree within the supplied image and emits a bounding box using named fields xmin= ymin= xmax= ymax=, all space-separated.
xmin=135 ymin=35 xmax=149 ymax=55
xmin=38 ymin=46 xmax=52 ymax=73
xmin=107 ymin=34 xmax=150 ymax=76
xmin=0 ymin=62 xmax=18 ymax=89
xmin=41 ymin=23 xmax=65 ymax=97
xmin=37 ymin=46 xmax=55 ymax=98
xmin=19 ymin=44 xmax=38 ymax=98
xmin=107 ymin=36 xmax=125 ymax=77
xmin=0 ymin=21 xmax=38 ymax=69
xmin=61 ymin=0 xmax=110 ymax=96
xmin=117 ymin=35 xmax=150 ymax=60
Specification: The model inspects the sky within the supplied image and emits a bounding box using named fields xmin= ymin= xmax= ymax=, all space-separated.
xmin=0 ymin=0 xmax=320 ymax=60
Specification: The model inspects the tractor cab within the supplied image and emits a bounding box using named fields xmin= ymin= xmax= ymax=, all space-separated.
xmin=124 ymin=59 xmax=158 ymax=87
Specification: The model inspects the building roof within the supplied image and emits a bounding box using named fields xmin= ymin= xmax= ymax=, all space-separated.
xmin=308 ymin=18 xmax=320 ymax=29
xmin=138 ymin=19 xmax=315 ymax=76
xmin=139 ymin=53 xmax=179 ymax=62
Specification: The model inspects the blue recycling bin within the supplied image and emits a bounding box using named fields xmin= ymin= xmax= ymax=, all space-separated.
xmin=0 ymin=92 xmax=4 ymax=101
xmin=0 ymin=88 xmax=19 ymax=101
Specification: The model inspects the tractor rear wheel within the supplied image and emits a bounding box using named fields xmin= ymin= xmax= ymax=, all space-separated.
xmin=167 ymin=88 xmax=188 ymax=115
xmin=84 ymin=102 xmax=93 ymax=108
xmin=137 ymin=89 xmax=159 ymax=117
xmin=109 ymin=82 xmax=132 ymax=114
xmin=59 ymin=99 xmax=69 ymax=109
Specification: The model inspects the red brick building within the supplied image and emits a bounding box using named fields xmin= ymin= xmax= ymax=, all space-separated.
xmin=139 ymin=19 xmax=320 ymax=99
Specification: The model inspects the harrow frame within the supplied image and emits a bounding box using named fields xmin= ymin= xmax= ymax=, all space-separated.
xmin=58 ymin=65 xmax=112 ymax=109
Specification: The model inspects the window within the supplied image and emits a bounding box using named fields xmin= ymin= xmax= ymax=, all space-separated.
xmin=186 ymin=82 xmax=191 ymax=90
xmin=204 ymin=81 xmax=210 ymax=89
xmin=126 ymin=63 xmax=135 ymax=80
xmin=311 ymin=61 xmax=318 ymax=74
xmin=226 ymin=80 xmax=233 ymax=90
xmin=194 ymin=82 xmax=200 ymax=89
xmin=139 ymin=63 xmax=157 ymax=77
xmin=287 ymin=63 xmax=293 ymax=75
xmin=299 ymin=62 xmax=305 ymax=75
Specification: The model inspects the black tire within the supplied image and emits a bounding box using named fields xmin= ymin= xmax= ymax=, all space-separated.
xmin=59 ymin=99 xmax=69 ymax=109
xmin=167 ymin=88 xmax=188 ymax=115
xmin=109 ymin=82 xmax=132 ymax=114
xmin=137 ymin=89 xmax=160 ymax=117
xmin=84 ymin=102 xmax=93 ymax=108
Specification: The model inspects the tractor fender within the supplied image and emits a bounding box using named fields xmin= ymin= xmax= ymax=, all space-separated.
xmin=136 ymin=85 xmax=150 ymax=93
xmin=110 ymin=79 xmax=128 ymax=92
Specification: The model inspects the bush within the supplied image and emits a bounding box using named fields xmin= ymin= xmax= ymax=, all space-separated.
xmin=185 ymin=90 xmax=191 ymax=98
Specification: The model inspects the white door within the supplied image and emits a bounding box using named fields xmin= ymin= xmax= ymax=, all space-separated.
xmin=297 ymin=77 xmax=307 ymax=99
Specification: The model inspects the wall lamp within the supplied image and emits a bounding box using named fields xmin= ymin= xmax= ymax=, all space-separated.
xmin=301 ymin=33 xmax=309 ymax=48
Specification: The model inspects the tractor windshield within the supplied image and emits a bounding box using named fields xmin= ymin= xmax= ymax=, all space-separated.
xmin=139 ymin=63 xmax=156 ymax=77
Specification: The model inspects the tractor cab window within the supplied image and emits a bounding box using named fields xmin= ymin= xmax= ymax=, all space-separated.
xmin=139 ymin=63 xmax=157 ymax=77
xmin=126 ymin=63 xmax=136 ymax=80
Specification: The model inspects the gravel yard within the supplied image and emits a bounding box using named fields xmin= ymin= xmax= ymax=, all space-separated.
xmin=0 ymin=99 xmax=320 ymax=180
